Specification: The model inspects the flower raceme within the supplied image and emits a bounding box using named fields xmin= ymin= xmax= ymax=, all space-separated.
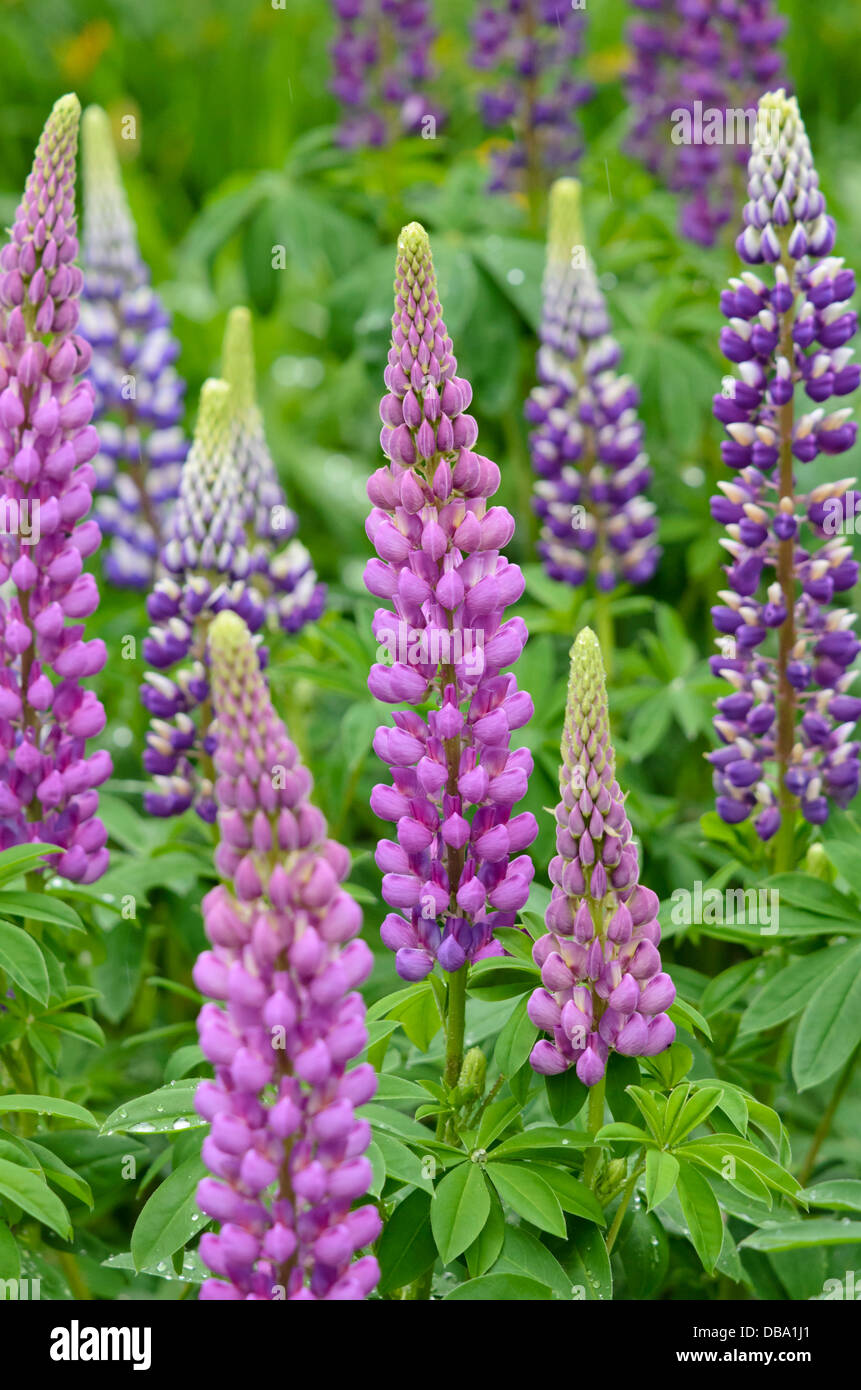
xmin=365 ymin=221 xmax=538 ymax=980
xmin=526 ymin=178 xmax=658 ymax=592
xmin=470 ymin=0 xmax=591 ymax=197
xmin=710 ymin=91 xmax=860 ymax=842
xmin=529 ymin=628 xmax=675 ymax=1086
xmin=0 ymin=94 xmax=112 ymax=883
xmin=80 ymin=105 xmax=188 ymax=589
xmin=328 ymin=0 xmax=444 ymax=147
xmin=193 ymin=609 xmax=379 ymax=1301
xmin=626 ymin=0 xmax=786 ymax=246
xmin=142 ymin=312 xmax=323 ymax=821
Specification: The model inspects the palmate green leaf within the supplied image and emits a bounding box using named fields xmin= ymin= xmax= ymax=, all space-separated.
xmin=0 ymin=842 xmax=62 ymax=886
xmin=550 ymin=1218 xmax=613 ymax=1300
xmin=431 ymin=1161 xmax=491 ymax=1265
xmin=739 ymin=943 xmax=857 ymax=1036
xmin=527 ymin=1164 xmax=605 ymax=1225
xmin=822 ymin=839 xmax=861 ymax=899
xmin=467 ymin=958 xmax=539 ymax=1002
xmin=676 ymin=1160 xmax=723 ymax=1274
xmin=803 ymin=1179 xmax=861 ymax=1212
xmin=667 ymin=996 xmax=712 ymax=1041
xmin=101 ymin=1081 xmax=206 ymax=1136
xmin=0 ymin=891 xmax=84 ymax=931
xmin=491 ymin=1225 xmax=573 ymax=1300
xmin=645 ymin=1150 xmax=679 ymax=1212
xmin=0 ymin=920 xmax=49 ymax=1005
xmin=792 ymin=940 xmax=861 ymax=1089
xmin=360 ymin=1104 xmax=439 ymax=1149
xmin=645 ymin=1043 xmax=694 ymax=1089
xmin=493 ymin=995 xmax=537 ymax=1078
xmin=0 ymin=1095 xmax=97 ymax=1128
xmin=485 ymin=1161 xmax=567 ymax=1237
xmin=490 ymin=1126 xmax=594 ymax=1161
xmin=43 ymin=1012 xmax=105 ymax=1048
xmin=378 ymin=1189 xmax=437 ymax=1294
xmin=131 ymin=1152 xmax=209 ymax=1272
xmin=476 ymin=1097 xmax=521 ymax=1150
xmin=0 ymin=1155 xmax=72 ymax=1239
xmin=741 ymin=1220 xmax=861 ymax=1253
xmin=0 ymin=1220 xmax=19 ymax=1281
xmin=665 ymin=1086 xmax=724 ymax=1145
xmin=687 ymin=1136 xmax=802 ymax=1203
xmin=699 ymin=957 xmax=761 ymax=1016
xmin=465 ymin=1191 xmax=506 ymax=1279
xmin=371 ymin=1132 xmax=434 ymax=1194
xmin=380 ymin=982 xmax=441 ymax=1052
xmin=595 ymin=1122 xmax=652 ymax=1144
xmin=24 ymin=1141 xmax=93 ymax=1211
xmin=444 ymin=1273 xmax=553 ymax=1300
xmin=682 ymin=1142 xmax=773 ymax=1208
xmin=544 ymin=1068 xmax=588 ymax=1125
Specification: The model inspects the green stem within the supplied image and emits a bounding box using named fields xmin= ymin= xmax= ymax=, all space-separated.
xmin=583 ymin=1074 xmax=606 ymax=1188
xmin=605 ymin=1154 xmax=645 ymax=1254
xmin=594 ymin=590 xmax=614 ymax=680
xmin=442 ymin=966 xmax=468 ymax=1094
xmin=798 ymin=1043 xmax=861 ymax=1186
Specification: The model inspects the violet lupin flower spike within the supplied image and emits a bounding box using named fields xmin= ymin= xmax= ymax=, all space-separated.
xmin=80 ymin=106 xmax=187 ymax=589
xmin=366 ymin=221 xmax=538 ymax=980
xmin=0 ymin=94 xmax=112 ymax=883
xmin=328 ymin=0 xmax=444 ymax=147
xmin=528 ymin=628 xmax=675 ymax=1085
xmin=221 ymin=308 xmax=326 ymax=634
xmin=193 ymin=609 xmax=379 ymax=1301
xmin=526 ymin=179 xmax=659 ymax=591
xmin=710 ymin=91 xmax=860 ymax=852
xmin=470 ymin=1 xmax=592 ymax=198
xmin=626 ymin=1 xmax=786 ymax=246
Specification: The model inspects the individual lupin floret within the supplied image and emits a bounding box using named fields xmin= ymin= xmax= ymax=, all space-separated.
xmin=79 ymin=105 xmax=187 ymax=588
xmin=710 ymin=92 xmax=860 ymax=852
xmin=470 ymin=1 xmax=592 ymax=197
xmin=0 ymin=94 xmax=112 ymax=882
xmin=528 ymin=628 xmax=675 ymax=1085
xmin=366 ymin=221 xmax=538 ymax=980
xmin=526 ymin=179 xmax=659 ymax=591
xmin=193 ymin=610 xmax=379 ymax=1301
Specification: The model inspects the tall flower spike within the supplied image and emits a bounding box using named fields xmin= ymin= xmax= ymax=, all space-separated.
xmin=0 ymin=94 xmax=112 ymax=882
xmin=529 ymin=628 xmax=675 ymax=1085
xmin=471 ymin=1 xmax=592 ymax=199
xmin=328 ymin=0 xmax=445 ymax=147
xmin=221 ymin=307 xmax=326 ymax=634
xmin=626 ymin=1 xmax=786 ymax=246
xmin=526 ymin=179 xmax=659 ymax=591
xmin=194 ymin=610 xmax=379 ymax=1301
xmin=710 ymin=91 xmax=860 ymax=851
xmin=366 ymin=221 xmax=538 ymax=980
xmin=80 ymin=106 xmax=187 ymax=588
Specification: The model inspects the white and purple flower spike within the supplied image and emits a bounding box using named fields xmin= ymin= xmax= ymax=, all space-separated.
xmin=366 ymin=221 xmax=538 ymax=980
xmin=528 ymin=627 xmax=675 ymax=1086
xmin=194 ymin=609 xmax=379 ymax=1301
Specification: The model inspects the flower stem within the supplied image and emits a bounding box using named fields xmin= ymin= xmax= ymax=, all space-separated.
xmin=594 ymin=590 xmax=614 ymax=681
xmin=798 ymin=1042 xmax=861 ymax=1186
xmin=583 ymin=1073 xmax=606 ymax=1188
xmin=605 ymin=1154 xmax=645 ymax=1254
xmin=773 ymin=250 xmax=797 ymax=872
xmin=442 ymin=965 xmax=469 ymax=1093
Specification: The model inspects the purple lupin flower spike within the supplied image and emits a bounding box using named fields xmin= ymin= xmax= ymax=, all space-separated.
xmin=194 ymin=609 xmax=379 ymax=1301
xmin=528 ymin=627 xmax=675 ymax=1086
xmin=710 ymin=90 xmax=860 ymax=862
xmin=366 ymin=221 xmax=538 ymax=980
xmin=526 ymin=178 xmax=659 ymax=592
xmin=0 ymin=94 xmax=112 ymax=883
xmin=328 ymin=0 xmax=445 ymax=147
xmin=626 ymin=1 xmax=786 ymax=246
xmin=142 ymin=317 xmax=324 ymax=822
xmin=80 ymin=106 xmax=187 ymax=589
xmin=470 ymin=1 xmax=591 ymax=200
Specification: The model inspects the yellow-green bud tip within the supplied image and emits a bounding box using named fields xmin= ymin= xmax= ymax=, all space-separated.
xmin=81 ymin=105 xmax=121 ymax=185
xmin=209 ymin=607 xmax=250 ymax=658
xmin=398 ymin=220 xmax=431 ymax=260
xmin=548 ymin=177 xmax=585 ymax=266
xmin=194 ymin=378 xmax=233 ymax=444
xmin=221 ymin=307 xmax=256 ymax=413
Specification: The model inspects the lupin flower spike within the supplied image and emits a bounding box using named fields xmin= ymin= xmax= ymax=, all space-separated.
xmin=626 ymin=1 xmax=786 ymax=245
xmin=193 ymin=609 xmax=379 ymax=1301
xmin=0 ymin=94 xmax=112 ymax=883
xmin=529 ymin=628 xmax=675 ymax=1084
xmin=221 ymin=307 xmax=326 ymax=634
xmin=80 ymin=105 xmax=187 ymax=588
xmin=526 ymin=179 xmax=659 ymax=591
xmin=710 ymin=91 xmax=860 ymax=851
xmin=328 ymin=0 xmax=444 ymax=147
xmin=366 ymin=221 xmax=538 ymax=980
xmin=470 ymin=1 xmax=591 ymax=198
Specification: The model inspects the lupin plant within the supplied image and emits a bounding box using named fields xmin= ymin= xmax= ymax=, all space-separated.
xmin=365 ymin=220 xmax=537 ymax=1087
xmin=626 ymin=0 xmax=786 ymax=245
xmin=526 ymin=179 xmax=658 ymax=625
xmin=193 ymin=610 xmax=379 ymax=1301
xmin=710 ymin=90 xmax=860 ymax=867
xmin=79 ymin=105 xmax=188 ymax=589
xmin=142 ymin=313 xmax=324 ymax=820
xmin=528 ymin=628 xmax=676 ymax=1087
xmin=0 ymin=93 xmax=112 ymax=883
xmin=470 ymin=1 xmax=591 ymax=212
xmin=328 ymin=0 xmax=444 ymax=147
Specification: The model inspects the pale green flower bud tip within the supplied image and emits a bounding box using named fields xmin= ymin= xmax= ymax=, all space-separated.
xmin=209 ymin=608 xmax=249 ymax=661
xmin=81 ymin=105 xmax=121 ymax=188
xmin=570 ymin=625 xmax=605 ymax=679
xmin=44 ymin=93 xmax=81 ymax=158
xmin=194 ymin=377 xmax=234 ymax=450
xmin=548 ymin=177 xmax=584 ymax=266
xmin=221 ymin=306 xmax=257 ymax=414
xmin=398 ymin=220 xmax=432 ymax=264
